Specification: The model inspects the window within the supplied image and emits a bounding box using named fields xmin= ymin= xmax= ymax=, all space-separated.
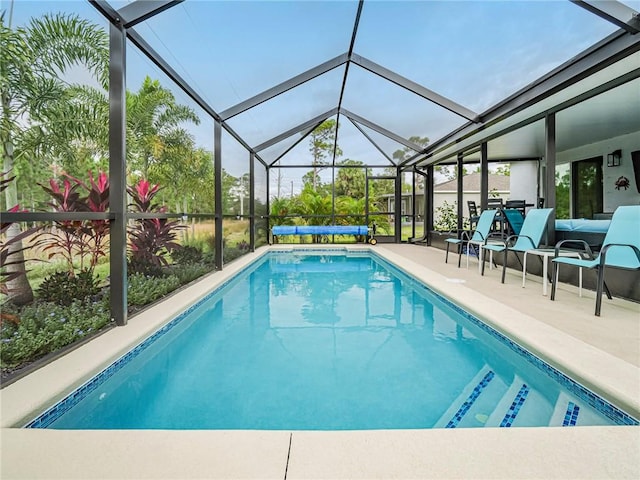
xmin=572 ymin=157 xmax=603 ymax=219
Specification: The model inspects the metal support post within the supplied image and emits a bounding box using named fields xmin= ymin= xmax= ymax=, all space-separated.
xmin=394 ymin=167 xmax=402 ymax=242
xmin=426 ymin=165 xmax=434 ymax=245
xmin=109 ymin=22 xmax=128 ymax=326
xmin=545 ymin=113 xmax=557 ymax=244
xmin=457 ymin=153 xmax=464 ymax=233
xmin=249 ymin=152 xmax=255 ymax=251
xmin=214 ymin=121 xmax=223 ymax=269
xmin=480 ymin=142 xmax=488 ymax=210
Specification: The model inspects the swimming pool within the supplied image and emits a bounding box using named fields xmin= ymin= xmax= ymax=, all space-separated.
xmin=26 ymin=250 xmax=638 ymax=429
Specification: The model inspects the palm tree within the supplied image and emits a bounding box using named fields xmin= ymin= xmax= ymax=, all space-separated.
xmin=296 ymin=187 xmax=332 ymax=225
xmin=335 ymin=196 xmax=367 ymax=226
xmin=293 ymin=186 xmax=332 ymax=243
xmin=126 ymin=76 xmax=200 ymax=180
xmin=307 ymin=119 xmax=341 ymax=191
xmin=269 ymin=197 xmax=296 ymax=226
xmin=1 ymin=12 xmax=108 ymax=305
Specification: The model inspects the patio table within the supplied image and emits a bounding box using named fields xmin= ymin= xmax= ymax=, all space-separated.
xmin=522 ymin=248 xmax=583 ymax=296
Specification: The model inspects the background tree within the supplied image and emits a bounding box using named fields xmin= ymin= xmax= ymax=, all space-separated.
xmin=301 ymin=169 xmax=331 ymax=196
xmin=269 ymin=196 xmax=296 ymax=226
xmin=126 ymin=76 xmax=199 ymax=180
xmin=335 ymin=196 xmax=367 ymax=226
xmin=16 ymin=84 xmax=109 ymax=208
xmin=307 ymin=119 xmax=341 ymax=190
xmin=334 ymin=159 xmax=367 ymax=198
xmin=153 ymin=143 xmax=214 ymax=213
xmin=494 ymin=164 xmax=511 ymax=176
xmin=393 ymin=136 xmax=429 ymax=192
xmin=1 ymin=12 xmax=108 ymax=305
xmin=229 ymin=173 xmax=250 ymax=216
xmin=294 ymin=186 xmax=332 ymax=229
xmin=392 ymin=136 xmax=429 ymax=164
xmin=555 ymin=169 xmax=570 ymax=219
xmin=218 ymin=168 xmax=239 ymax=214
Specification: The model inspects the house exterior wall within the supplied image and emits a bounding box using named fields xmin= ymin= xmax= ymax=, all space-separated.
xmin=433 ymin=191 xmax=510 ymax=222
xmin=510 ymin=161 xmax=539 ymax=212
xmin=557 ymin=131 xmax=640 ymax=213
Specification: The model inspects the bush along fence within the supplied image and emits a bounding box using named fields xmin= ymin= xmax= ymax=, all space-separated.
xmin=1 ymin=171 xmax=218 ymax=376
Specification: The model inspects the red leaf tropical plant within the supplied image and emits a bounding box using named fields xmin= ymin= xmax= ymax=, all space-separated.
xmin=80 ymin=171 xmax=110 ymax=270
xmin=127 ymin=179 xmax=184 ymax=276
xmin=129 ymin=179 xmax=160 ymax=212
xmin=37 ymin=171 xmax=110 ymax=274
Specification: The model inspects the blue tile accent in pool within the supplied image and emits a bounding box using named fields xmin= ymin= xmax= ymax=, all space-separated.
xmin=25 ymin=256 xmax=271 ymax=429
xmin=500 ymin=384 xmax=530 ymax=427
xmin=445 ymin=370 xmax=495 ymax=428
xmin=25 ymin=249 xmax=640 ymax=428
xmin=563 ymin=402 xmax=580 ymax=427
xmin=369 ymin=251 xmax=639 ymax=427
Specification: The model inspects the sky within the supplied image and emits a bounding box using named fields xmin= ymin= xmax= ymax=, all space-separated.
xmin=5 ymin=0 xmax=637 ymax=191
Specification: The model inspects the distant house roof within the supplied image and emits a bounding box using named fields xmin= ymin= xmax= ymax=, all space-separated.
xmin=434 ymin=173 xmax=510 ymax=192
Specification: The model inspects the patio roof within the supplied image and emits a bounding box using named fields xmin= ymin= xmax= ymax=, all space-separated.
xmin=88 ymin=0 xmax=640 ymax=170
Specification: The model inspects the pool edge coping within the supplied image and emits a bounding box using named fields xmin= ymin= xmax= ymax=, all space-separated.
xmin=1 ymin=244 xmax=638 ymax=428
xmin=371 ymin=246 xmax=640 ymax=421
xmin=0 ymin=249 xmax=269 ymax=428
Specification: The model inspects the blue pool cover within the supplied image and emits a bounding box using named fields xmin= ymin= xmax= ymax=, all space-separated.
xmin=272 ymin=225 xmax=369 ymax=235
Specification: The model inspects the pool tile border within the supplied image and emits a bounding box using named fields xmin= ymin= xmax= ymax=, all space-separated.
xmin=563 ymin=402 xmax=580 ymax=426
xmin=25 ymin=249 xmax=639 ymax=429
xmin=25 ymin=255 xmax=271 ymax=429
xmin=499 ymin=384 xmax=530 ymax=427
xmin=370 ymin=252 xmax=640 ymax=427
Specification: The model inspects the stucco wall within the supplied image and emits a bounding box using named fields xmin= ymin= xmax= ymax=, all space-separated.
xmin=557 ymin=131 xmax=640 ymax=212
xmin=509 ymin=161 xmax=539 ymax=211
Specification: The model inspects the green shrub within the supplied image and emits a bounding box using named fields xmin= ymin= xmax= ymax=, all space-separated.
xmin=433 ymin=200 xmax=470 ymax=232
xmin=223 ymin=247 xmax=241 ymax=263
xmin=128 ymin=257 xmax=163 ymax=277
xmin=127 ymin=273 xmax=181 ymax=306
xmin=202 ymin=251 xmax=216 ymax=265
xmin=171 ymin=245 xmax=203 ymax=265
xmin=236 ymin=240 xmax=250 ymax=252
xmin=37 ymin=270 xmax=101 ymax=306
xmin=171 ymin=264 xmax=211 ymax=285
xmin=184 ymin=233 xmax=215 ymax=254
xmin=1 ymin=300 xmax=111 ymax=369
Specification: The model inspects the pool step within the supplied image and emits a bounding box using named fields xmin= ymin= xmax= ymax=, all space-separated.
xmin=547 ymin=392 xmax=609 ymax=427
xmin=484 ymin=376 xmax=527 ymax=427
xmin=436 ymin=371 xmax=604 ymax=428
xmin=434 ymin=366 xmax=509 ymax=428
xmin=549 ymin=392 xmax=581 ymax=426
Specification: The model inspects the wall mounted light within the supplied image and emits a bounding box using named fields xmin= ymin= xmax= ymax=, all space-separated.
xmin=607 ymin=149 xmax=622 ymax=167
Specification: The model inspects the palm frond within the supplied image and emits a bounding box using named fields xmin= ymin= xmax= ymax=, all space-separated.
xmin=26 ymin=13 xmax=109 ymax=89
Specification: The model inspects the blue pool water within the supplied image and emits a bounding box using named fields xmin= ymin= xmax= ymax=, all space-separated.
xmin=29 ymin=250 xmax=637 ymax=429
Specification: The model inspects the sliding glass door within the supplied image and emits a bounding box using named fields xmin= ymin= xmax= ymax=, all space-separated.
xmin=571 ymin=157 xmax=603 ymax=219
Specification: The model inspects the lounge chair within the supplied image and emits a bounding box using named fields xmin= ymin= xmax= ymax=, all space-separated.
xmin=501 ymin=208 xmax=524 ymax=237
xmin=481 ymin=208 xmax=555 ymax=283
xmin=445 ymin=209 xmax=500 ymax=270
xmin=550 ymin=205 xmax=640 ymax=316
xmin=467 ymin=200 xmax=480 ymax=230
xmin=505 ymin=199 xmax=526 ymax=213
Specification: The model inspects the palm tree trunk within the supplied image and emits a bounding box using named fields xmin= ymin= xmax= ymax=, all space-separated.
xmin=3 ymin=223 xmax=34 ymax=305
xmin=2 ymin=91 xmax=34 ymax=305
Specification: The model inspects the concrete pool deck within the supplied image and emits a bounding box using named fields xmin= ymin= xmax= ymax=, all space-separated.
xmin=1 ymin=244 xmax=639 ymax=479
